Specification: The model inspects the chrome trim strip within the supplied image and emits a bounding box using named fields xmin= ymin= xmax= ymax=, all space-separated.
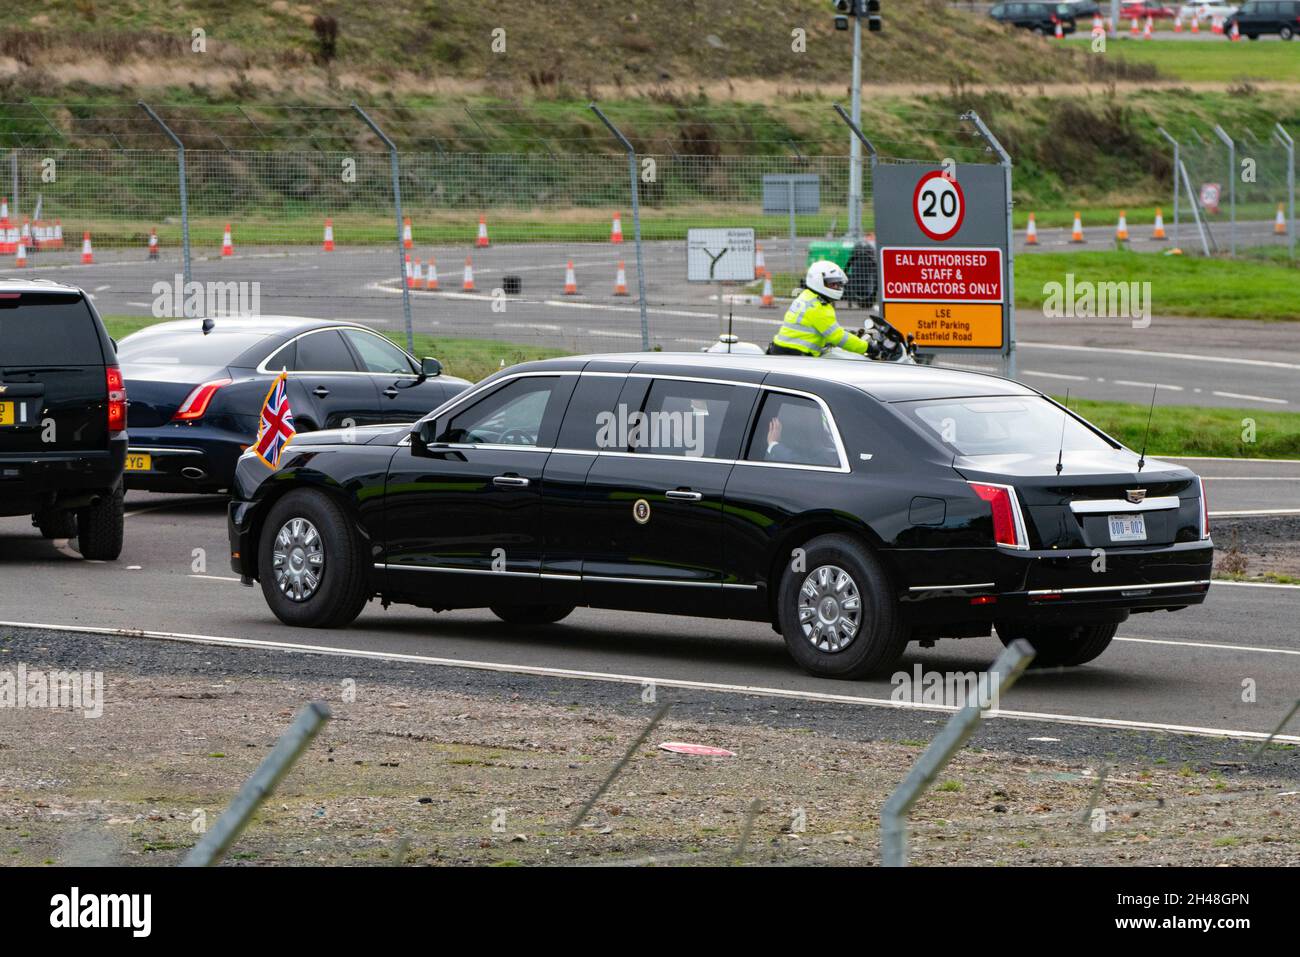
xmin=257 ymin=325 xmax=422 ymax=376
xmin=583 ymin=574 xmax=720 ymax=587
xmin=379 ymin=563 xmax=539 ymax=579
xmin=1069 ymin=496 xmax=1181 ymax=515
xmin=375 ymin=563 xmax=755 ymax=589
xmin=908 ymin=582 xmax=997 ymax=592
xmin=1027 ymin=579 xmax=1211 ymax=596
xmin=127 ymin=446 xmax=204 ymax=455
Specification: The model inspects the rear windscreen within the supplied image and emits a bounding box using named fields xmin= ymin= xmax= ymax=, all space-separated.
xmin=897 ymin=396 xmax=1118 ymax=457
xmin=0 ymin=295 xmax=104 ymax=366
xmin=116 ymin=328 xmax=266 ymax=366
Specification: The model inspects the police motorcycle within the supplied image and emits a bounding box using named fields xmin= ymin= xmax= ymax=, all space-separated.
xmin=704 ymin=306 xmax=930 ymax=366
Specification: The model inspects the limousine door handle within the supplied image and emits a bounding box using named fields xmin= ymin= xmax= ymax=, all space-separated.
xmin=312 ymin=386 xmax=330 ymax=398
xmin=383 ymin=387 xmax=399 ymax=398
xmin=665 ymin=489 xmax=703 ymax=502
xmin=492 ymin=474 xmax=531 ymax=488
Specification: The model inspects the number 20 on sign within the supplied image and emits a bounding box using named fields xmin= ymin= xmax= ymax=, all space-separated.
xmin=912 ymin=170 xmax=965 ymax=242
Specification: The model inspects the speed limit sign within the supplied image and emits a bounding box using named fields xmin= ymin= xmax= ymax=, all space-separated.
xmin=912 ymin=170 xmax=965 ymax=241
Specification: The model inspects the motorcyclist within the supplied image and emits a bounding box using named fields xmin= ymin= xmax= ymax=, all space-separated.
xmin=767 ymin=260 xmax=895 ymax=359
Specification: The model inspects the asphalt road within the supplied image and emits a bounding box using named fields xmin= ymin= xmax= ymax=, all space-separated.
xmin=2 ymin=490 xmax=1298 ymax=743
xmin=10 ymin=226 xmax=1299 ymax=410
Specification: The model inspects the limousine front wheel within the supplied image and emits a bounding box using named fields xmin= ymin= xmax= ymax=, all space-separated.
xmin=777 ymin=534 xmax=907 ymax=679
xmin=994 ymin=621 xmax=1118 ymax=668
xmin=259 ymin=490 xmax=369 ymax=629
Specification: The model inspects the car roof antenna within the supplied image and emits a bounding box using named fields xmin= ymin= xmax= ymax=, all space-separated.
xmin=1136 ymin=384 xmax=1158 ymax=474
xmin=1055 ymin=388 xmax=1070 ymax=476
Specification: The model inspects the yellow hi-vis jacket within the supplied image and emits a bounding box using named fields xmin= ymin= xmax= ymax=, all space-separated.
xmin=771 ymin=288 xmax=870 ymax=356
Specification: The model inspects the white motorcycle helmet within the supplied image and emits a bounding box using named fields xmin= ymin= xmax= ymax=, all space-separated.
xmin=805 ymin=260 xmax=848 ymax=302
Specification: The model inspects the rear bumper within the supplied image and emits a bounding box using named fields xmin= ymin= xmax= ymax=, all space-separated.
xmin=894 ymin=540 xmax=1214 ymax=626
xmin=123 ymin=426 xmax=247 ymax=493
xmin=0 ymin=436 xmax=126 ymax=516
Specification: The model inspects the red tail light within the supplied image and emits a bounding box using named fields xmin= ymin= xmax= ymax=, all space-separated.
xmin=106 ymin=366 xmax=126 ymax=432
xmin=1199 ymin=477 xmax=1210 ymax=540
xmin=969 ymin=482 xmax=1028 ymax=549
xmin=173 ymin=378 xmax=232 ymax=422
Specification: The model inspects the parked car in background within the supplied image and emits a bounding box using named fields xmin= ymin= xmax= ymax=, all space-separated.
xmin=1225 ymin=0 xmax=1299 ymax=36
xmin=1062 ymin=0 xmax=1102 ymax=17
xmin=989 ymin=2 xmax=1079 ymax=34
xmin=1177 ymin=1 xmax=1240 ymax=19
xmin=117 ymin=316 xmax=470 ymax=494
xmin=1122 ymin=1 xmax=1178 ymax=17
xmin=0 ymin=278 xmax=125 ymax=558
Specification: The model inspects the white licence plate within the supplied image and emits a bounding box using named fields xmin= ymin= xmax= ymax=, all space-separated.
xmin=1108 ymin=513 xmax=1147 ymax=542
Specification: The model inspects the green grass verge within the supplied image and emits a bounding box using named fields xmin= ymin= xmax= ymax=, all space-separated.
xmin=1063 ymin=397 xmax=1300 ymax=459
xmin=1061 ymin=37 xmax=1300 ymax=84
xmin=101 ymin=316 xmax=567 ymax=383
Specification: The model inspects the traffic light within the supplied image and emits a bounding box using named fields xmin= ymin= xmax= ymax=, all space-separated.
xmin=831 ymin=0 xmax=882 ymax=32
xmin=832 ymin=0 xmax=853 ymax=11
xmin=866 ymin=0 xmax=882 ymax=31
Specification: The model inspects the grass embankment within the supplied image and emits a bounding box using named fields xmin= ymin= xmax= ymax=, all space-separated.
xmin=1062 ymin=36 xmax=1300 ymax=84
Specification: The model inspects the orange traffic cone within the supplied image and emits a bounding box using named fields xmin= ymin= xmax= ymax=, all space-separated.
xmin=405 ymin=254 xmax=415 ymax=288
xmin=462 ymin=256 xmax=475 ymax=291
xmin=148 ymin=228 xmax=159 ymax=260
xmin=1277 ymin=203 xmax=1289 ymax=235
xmin=563 ymin=260 xmax=578 ymax=295
xmin=1230 ymin=19 xmax=1240 ymax=40
xmin=14 ymin=236 xmax=26 ymax=268
xmin=1026 ymin=213 xmax=1039 ymax=245
xmin=476 ymin=214 xmax=489 ymax=248
xmin=81 ymin=231 xmax=94 ymax=264
xmin=755 ymin=243 xmax=767 ymax=277
xmin=1152 ymin=208 xmax=1167 ymax=240
xmin=1070 ymin=212 xmax=1085 ymax=243
xmin=759 ymin=274 xmax=775 ymax=308
xmin=0 ymin=196 xmax=7 ymax=220
xmin=53 ymin=220 xmax=63 ymax=249
xmin=402 ymin=217 xmax=413 ymax=249
xmin=323 ymin=218 xmax=334 ymax=252
xmin=1091 ymin=13 xmax=1104 ymax=34
xmin=1174 ymin=14 xmax=1183 ymax=31
xmin=1054 ymin=19 xmax=1064 ymax=38
xmin=1130 ymin=15 xmax=1139 ymax=34
xmin=1115 ymin=210 xmax=1129 ymax=242
xmin=610 ymin=212 xmax=623 ymax=244
xmin=1142 ymin=16 xmax=1153 ymax=38
xmin=20 ymin=218 xmax=31 ymax=248
xmin=613 ymin=261 xmax=628 ymax=296
xmin=221 ymin=224 xmax=234 ymax=257
xmin=1191 ymin=14 xmax=1199 ymax=32
xmin=427 ymin=256 xmax=439 ymax=290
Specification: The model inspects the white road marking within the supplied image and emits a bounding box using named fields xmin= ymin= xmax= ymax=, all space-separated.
xmin=1211 ymin=508 xmax=1300 ymax=517
xmin=189 ymin=574 xmax=242 ymax=583
xmin=1113 ymin=380 xmax=1184 ymax=391
xmin=1019 ymin=340 xmax=1300 ymax=372
xmin=1171 ymin=455 xmax=1300 ymax=463
xmin=1201 ymin=476 xmax=1300 ymax=481
xmin=1117 ymin=635 xmax=1300 ymax=656
xmin=1022 ymin=370 xmax=1089 ymax=381
xmin=2 ymin=620 xmax=1297 ymax=744
xmin=94 ymin=284 xmax=111 ymax=292
xmin=1212 ymin=390 xmax=1288 ymax=405
xmin=1212 ymin=578 xmax=1300 ymax=589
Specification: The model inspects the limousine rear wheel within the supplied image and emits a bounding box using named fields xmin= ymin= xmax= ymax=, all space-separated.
xmin=994 ymin=621 xmax=1118 ymax=668
xmin=259 ymin=490 xmax=369 ymax=629
xmin=777 ymin=534 xmax=907 ymax=679
xmin=490 ymin=604 xmax=575 ymax=625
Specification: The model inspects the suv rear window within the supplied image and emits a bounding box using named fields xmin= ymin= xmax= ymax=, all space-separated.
xmin=0 ymin=294 xmax=104 ymax=366
xmin=898 ymin=396 xmax=1118 ymax=457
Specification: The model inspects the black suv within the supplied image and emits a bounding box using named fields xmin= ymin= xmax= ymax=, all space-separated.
xmin=989 ymin=2 xmax=1079 ymax=33
xmin=0 ymin=279 xmax=126 ymax=559
xmin=1227 ymin=0 xmax=1299 ymax=38
xmin=229 ymin=353 xmax=1212 ymax=679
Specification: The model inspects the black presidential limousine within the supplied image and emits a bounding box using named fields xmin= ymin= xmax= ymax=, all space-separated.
xmin=228 ymin=353 xmax=1213 ymax=679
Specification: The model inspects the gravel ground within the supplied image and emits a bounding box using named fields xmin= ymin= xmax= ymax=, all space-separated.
xmin=1 ymin=628 xmax=1298 ymax=867
xmin=1213 ymin=516 xmax=1300 ymax=580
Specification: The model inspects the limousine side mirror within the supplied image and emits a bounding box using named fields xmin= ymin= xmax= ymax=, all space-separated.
xmin=419 ymin=357 xmax=442 ymax=380
xmin=410 ymin=418 xmax=450 ymax=456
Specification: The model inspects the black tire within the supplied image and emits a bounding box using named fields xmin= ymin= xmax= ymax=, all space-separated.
xmin=1281 ymin=25 xmax=1294 ymax=39
xmin=776 ymin=534 xmax=907 ymax=679
xmin=489 ymin=604 xmax=575 ymax=625
xmin=33 ymin=508 xmax=77 ymax=539
xmin=76 ymin=485 xmax=123 ymax=560
xmin=994 ymin=621 xmax=1118 ymax=667
xmin=258 ymin=489 xmax=369 ymax=628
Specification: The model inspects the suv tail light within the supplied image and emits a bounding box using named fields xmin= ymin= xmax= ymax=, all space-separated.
xmin=106 ymin=366 xmax=127 ymax=432
xmin=968 ymin=482 xmax=1029 ymax=550
xmin=173 ymin=378 xmax=232 ymax=422
xmin=1199 ymin=477 xmax=1211 ymax=540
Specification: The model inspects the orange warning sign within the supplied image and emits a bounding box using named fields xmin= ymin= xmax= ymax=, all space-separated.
xmin=884 ymin=302 xmax=1004 ymax=349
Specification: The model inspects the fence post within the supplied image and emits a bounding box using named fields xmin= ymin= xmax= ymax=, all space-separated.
xmin=1213 ymin=124 xmax=1237 ymax=257
xmin=590 ymin=103 xmax=649 ymax=351
xmin=1275 ymin=124 xmax=1295 ymax=261
xmin=180 ymin=701 xmax=331 ymax=867
xmin=880 ymin=639 xmax=1035 ymax=867
xmin=963 ymin=110 xmax=1016 ymax=382
xmin=353 ymin=104 xmax=415 ymax=354
xmin=138 ymin=101 xmax=192 ymax=295
xmin=1157 ymin=127 xmax=1180 ymax=247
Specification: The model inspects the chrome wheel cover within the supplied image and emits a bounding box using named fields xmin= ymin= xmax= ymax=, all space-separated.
xmin=798 ymin=564 xmax=862 ymax=653
xmin=272 ymin=517 xmax=325 ymax=602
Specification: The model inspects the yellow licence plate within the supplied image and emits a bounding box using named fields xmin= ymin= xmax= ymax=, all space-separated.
xmin=0 ymin=401 xmax=12 ymax=426
xmin=125 ymin=453 xmax=152 ymax=471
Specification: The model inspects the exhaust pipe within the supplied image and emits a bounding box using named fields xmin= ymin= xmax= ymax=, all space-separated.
xmin=181 ymin=467 xmax=207 ymax=480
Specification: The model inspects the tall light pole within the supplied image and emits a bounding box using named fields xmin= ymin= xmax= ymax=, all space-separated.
xmin=834 ymin=1 xmax=880 ymax=241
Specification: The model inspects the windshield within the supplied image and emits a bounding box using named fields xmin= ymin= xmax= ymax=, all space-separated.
xmin=117 ymin=328 xmax=266 ymax=366
xmin=897 ymin=396 xmax=1118 ymax=457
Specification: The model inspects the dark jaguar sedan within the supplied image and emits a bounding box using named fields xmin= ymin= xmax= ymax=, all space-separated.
xmin=227 ymin=353 xmax=1212 ymax=679
xmin=118 ymin=316 xmax=470 ymax=493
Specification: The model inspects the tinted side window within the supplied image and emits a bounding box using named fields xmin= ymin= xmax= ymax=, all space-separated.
xmin=439 ymin=376 xmax=559 ymax=447
xmin=634 ymin=379 xmax=747 ymax=459
xmin=991 ymin=4 xmax=1006 ymax=14
xmin=343 ymin=329 xmax=415 ymax=375
xmin=746 ymin=392 xmax=841 ymax=468
xmin=557 ymin=374 xmax=627 ymax=451
xmin=294 ymin=330 xmax=358 ymax=373
xmin=0 ymin=296 xmax=104 ymax=366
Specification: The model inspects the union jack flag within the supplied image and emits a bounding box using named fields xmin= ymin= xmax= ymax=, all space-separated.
xmin=254 ymin=371 xmax=296 ymax=468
